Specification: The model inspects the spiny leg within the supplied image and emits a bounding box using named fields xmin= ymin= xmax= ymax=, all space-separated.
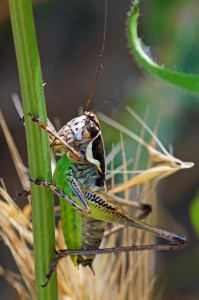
xmin=30 ymin=178 xmax=90 ymax=213
xmin=42 ymin=233 xmax=185 ymax=287
xmin=28 ymin=113 xmax=82 ymax=160
xmin=56 ymin=242 xmax=183 ymax=257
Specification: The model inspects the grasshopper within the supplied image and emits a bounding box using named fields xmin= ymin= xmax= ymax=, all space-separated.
xmin=29 ymin=0 xmax=187 ymax=287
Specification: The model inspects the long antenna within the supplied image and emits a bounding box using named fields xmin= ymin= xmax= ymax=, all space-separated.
xmin=85 ymin=0 xmax=107 ymax=110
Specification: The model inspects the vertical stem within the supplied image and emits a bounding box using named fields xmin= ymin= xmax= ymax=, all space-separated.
xmin=8 ymin=0 xmax=58 ymax=299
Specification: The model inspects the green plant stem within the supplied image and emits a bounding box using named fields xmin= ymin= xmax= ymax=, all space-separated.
xmin=127 ymin=0 xmax=199 ymax=95
xmin=8 ymin=0 xmax=58 ymax=299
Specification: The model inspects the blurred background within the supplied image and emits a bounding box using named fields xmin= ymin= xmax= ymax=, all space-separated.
xmin=0 ymin=0 xmax=199 ymax=299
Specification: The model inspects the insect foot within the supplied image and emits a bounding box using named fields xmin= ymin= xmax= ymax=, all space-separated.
xmin=173 ymin=234 xmax=187 ymax=245
xmin=29 ymin=177 xmax=56 ymax=190
xmin=18 ymin=190 xmax=31 ymax=197
xmin=138 ymin=203 xmax=152 ymax=220
xmin=29 ymin=177 xmax=46 ymax=186
xmin=27 ymin=112 xmax=39 ymax=123
xmin=41 ymin=255 xmax=60 ymax=288
xmin=41 ymin=249 xmax=64 ymax=288
xmin=28 ymin=112 xmax=48 ymax=131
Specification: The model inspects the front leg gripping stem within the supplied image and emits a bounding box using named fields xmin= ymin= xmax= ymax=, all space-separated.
xmin=28 ymin=113 xmax=83 ymax=160
xmin=29 ymin=178 xmax=90 ymax=213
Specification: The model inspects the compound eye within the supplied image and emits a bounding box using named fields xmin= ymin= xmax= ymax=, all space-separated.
xmin=87 ymin=123 xmax=98 ymax=138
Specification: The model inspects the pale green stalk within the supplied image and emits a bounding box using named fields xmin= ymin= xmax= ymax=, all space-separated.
xmin=8 ymin=0 xmax=58 ymax=299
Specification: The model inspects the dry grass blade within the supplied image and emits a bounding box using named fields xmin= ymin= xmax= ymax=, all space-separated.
xmin=0 ymin=110 xmax=29 ymax=191
xmin=0 ymin=265 xmax=30 ymax=300
xmin=99 ymin=108 xmax=194 ymax=169
xmin=0 ymin=185 xmax=35 ymax=299
xmin=99 ymin=108 xmax=193 ymax=195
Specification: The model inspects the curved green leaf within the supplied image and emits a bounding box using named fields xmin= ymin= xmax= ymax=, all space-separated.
xmin=127 ymin=0 xmax=199 ymax=95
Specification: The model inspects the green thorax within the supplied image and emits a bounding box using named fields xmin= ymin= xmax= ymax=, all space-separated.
xmin=53 ymin=153 xmax=105 ymax=196
xmin=53 ymin=154 xmax=106 ymax=267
